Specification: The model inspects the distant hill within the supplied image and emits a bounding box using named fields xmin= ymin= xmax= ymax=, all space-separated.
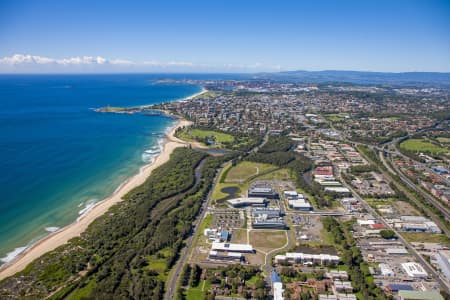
xmin=253 ymin=70 xmax=450 ymax=86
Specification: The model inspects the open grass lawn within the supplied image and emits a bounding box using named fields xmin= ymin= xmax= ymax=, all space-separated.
xmin=231 ymin=228 xmax=248 ymax=244
xmin=254 ymin=168 xmax=292 ymax=181
xmin=226 ymin=161 xmax=276 ymax=182
xmin=324 ymin=114 xmax=347 ymax=122
xmin=402 ymin=232 xmax=450 ymax=247
xmin=400 ymin=139 xmax=449 ymax=154
xmin=250 ymin=230 xmax=287 ymax=252
xmin=183 ymin=128 xmax=234 ymax=143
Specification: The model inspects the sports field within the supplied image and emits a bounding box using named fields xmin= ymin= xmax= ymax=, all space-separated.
xmin=400 ymin=139 xmax=448 ymax=154
xmin=180 ymin=128 xmax=234 ymax=143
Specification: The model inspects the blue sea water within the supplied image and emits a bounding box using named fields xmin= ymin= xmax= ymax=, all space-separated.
xmin=0 ymin=74 xmax=201 ymax=264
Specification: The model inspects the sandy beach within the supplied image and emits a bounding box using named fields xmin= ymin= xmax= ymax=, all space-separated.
xmin=0 ymin=117 xmax=192 ymax=280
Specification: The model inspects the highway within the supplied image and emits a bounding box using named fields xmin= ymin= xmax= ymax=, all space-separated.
xmin=165 ymin=160 xmax=214 ymax=299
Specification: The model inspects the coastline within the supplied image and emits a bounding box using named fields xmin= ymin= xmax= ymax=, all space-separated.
xmin=0 ymin=89 xmax=201 ymax=280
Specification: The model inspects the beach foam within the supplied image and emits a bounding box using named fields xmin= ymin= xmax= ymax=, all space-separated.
xmin=45 ymin=227 xmax=60 ymax=233
xmin=78 ymin=199 xmax=98 ymax=218
xmin=0 ymin=247 xmax=27 ymax=264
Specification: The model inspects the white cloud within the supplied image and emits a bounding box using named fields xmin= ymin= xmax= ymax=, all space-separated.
xmin=109 ymin=58 xmax=133 ymax=65
xmin=0 ymin=53 xmax=283 ymax=72
xmin=0 ymin=54 xmax=115 ymax=66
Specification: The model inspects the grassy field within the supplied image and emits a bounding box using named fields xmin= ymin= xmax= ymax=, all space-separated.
xmin=400 ymin=139 xmax=449 ymax=154
xmin=231 ymin=228 xmax=248 ymax=244
xmin=226 ymin=161 xmax=276 ymax=183
xmin=402 ymin=232 xmax=450 ymax=246
xmin=179 ymin=128 xmax=234 ymax=144
xmin=254 ymin=168 xmax=292 ymax=181
xmin=324 ymin=114 xmax=347 ymax=122
xmin=250 ymin=230 xmax=287 ymax=252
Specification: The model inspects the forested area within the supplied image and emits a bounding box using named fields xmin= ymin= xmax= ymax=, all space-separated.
xmin=0 ymin=148 xmax=226 ymax=300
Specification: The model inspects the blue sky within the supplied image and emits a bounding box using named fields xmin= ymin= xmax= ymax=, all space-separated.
xmin=0 ymin=0 xmax=449 ymax=73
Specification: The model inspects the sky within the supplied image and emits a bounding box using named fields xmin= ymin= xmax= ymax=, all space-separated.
xmin=0 ymin=0 xmax=449 ymax=73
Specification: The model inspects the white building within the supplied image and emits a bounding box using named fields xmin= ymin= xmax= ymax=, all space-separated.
xmin=288 ymin=199 xmax=312 ymax=211
xmin=227 ymin=197 xmax=267 ymax=207
xmin=401 ymin=262 xmax=428 ymax=278
xmin=211 ymin=242 xmax=254 ymax=253
xmin=273 ymin=282 xmax=284 ymax=300
xmin=275 ymin=252 xmax=340 ymax=265
xmin=379 ymin=263 xmax=395 ymax=277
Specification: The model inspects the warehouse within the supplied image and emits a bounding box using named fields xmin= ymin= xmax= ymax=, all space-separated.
xmin=248 ymin=187 xmax=278 ymax=199
xmin=253 ymin=207 xmax=281 ymax=218
xmin=434 ymin=250 xmax=450 ymax=282
xmin=385 ymin=248 xmax=409 ymax=255
xmin=208 ymin=250 xmax=242 ymax=261
xmin=275 ymin=252 xmax=340 ymax=266
xmin=379 ymin=263 xmax=395 ymax=277
xmin=227 ymin=197 xmax=267 ymax=208
xmin=288 ymin=199 xmax=313 ymax=211
xmin=401 ymin=262 xmax=428 ymax=278
xmin=253 ymin=217 xmax=286 ymax=229
xmin=211 ymin=242 xmax=254 ymax=253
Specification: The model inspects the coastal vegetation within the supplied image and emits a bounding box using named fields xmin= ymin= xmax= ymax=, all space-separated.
xmin=0 ymin=148 xmax=227 ymax=299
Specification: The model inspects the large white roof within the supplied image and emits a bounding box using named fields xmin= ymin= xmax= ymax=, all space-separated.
xmin=227 ymin=197 xmax=266 ymax=205
xmin=211 ymin=242 xmax=253 ymax=252
xmin=401 ymin=262 xmax=428 ymax=278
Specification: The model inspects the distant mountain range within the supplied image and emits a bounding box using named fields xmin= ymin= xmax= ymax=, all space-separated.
xmin=254 ymin=70 xmax=450 ymax=86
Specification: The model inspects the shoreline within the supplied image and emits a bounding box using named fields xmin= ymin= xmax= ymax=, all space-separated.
xmin=0 ymin=88 xmax=201 ymax=280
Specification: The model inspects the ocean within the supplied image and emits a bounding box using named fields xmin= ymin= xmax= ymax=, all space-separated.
xmin=0 ymin=74 xmax=201 ymax=264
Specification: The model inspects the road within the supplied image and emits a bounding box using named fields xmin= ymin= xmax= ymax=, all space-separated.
xmin=165 ymin=158 xmax=210 ymax=300
xmin=340 ymin=176 xmax=450 ymax=293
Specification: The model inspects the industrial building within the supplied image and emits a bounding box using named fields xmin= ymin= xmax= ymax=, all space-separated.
xmin=248 ymin=187 xmax=278 ymax=199
xmin=253 ymin=207 xmax=282 ymax=218
xmin=275 ymin=252 xmax=340 ymax=266
xmin=208 ymin=250 xmax=242 ymax=261
xmin=211 ymin=242 xmax=254 ymax=253
xmin=252 ymin=216 xmax=286 ymax=229
xmin=434 ymin=250 xmax=450 ymax=282
xmin=288 ymin=199 xmax=313 ymax=211
xmin=227 ymin=197 xmax=267 ymax=208
xmin=284 ymin=190 xmax=301 ymax=200
xmin=324 ymin=187 xmax=351 ymax=194
xmin=385 ymin=248 xmax=409 ymax=255
xmin=379 ymin=263 xmax=395 ymax=277
xmin=401 ymin=262 xmax=428 ymax=279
